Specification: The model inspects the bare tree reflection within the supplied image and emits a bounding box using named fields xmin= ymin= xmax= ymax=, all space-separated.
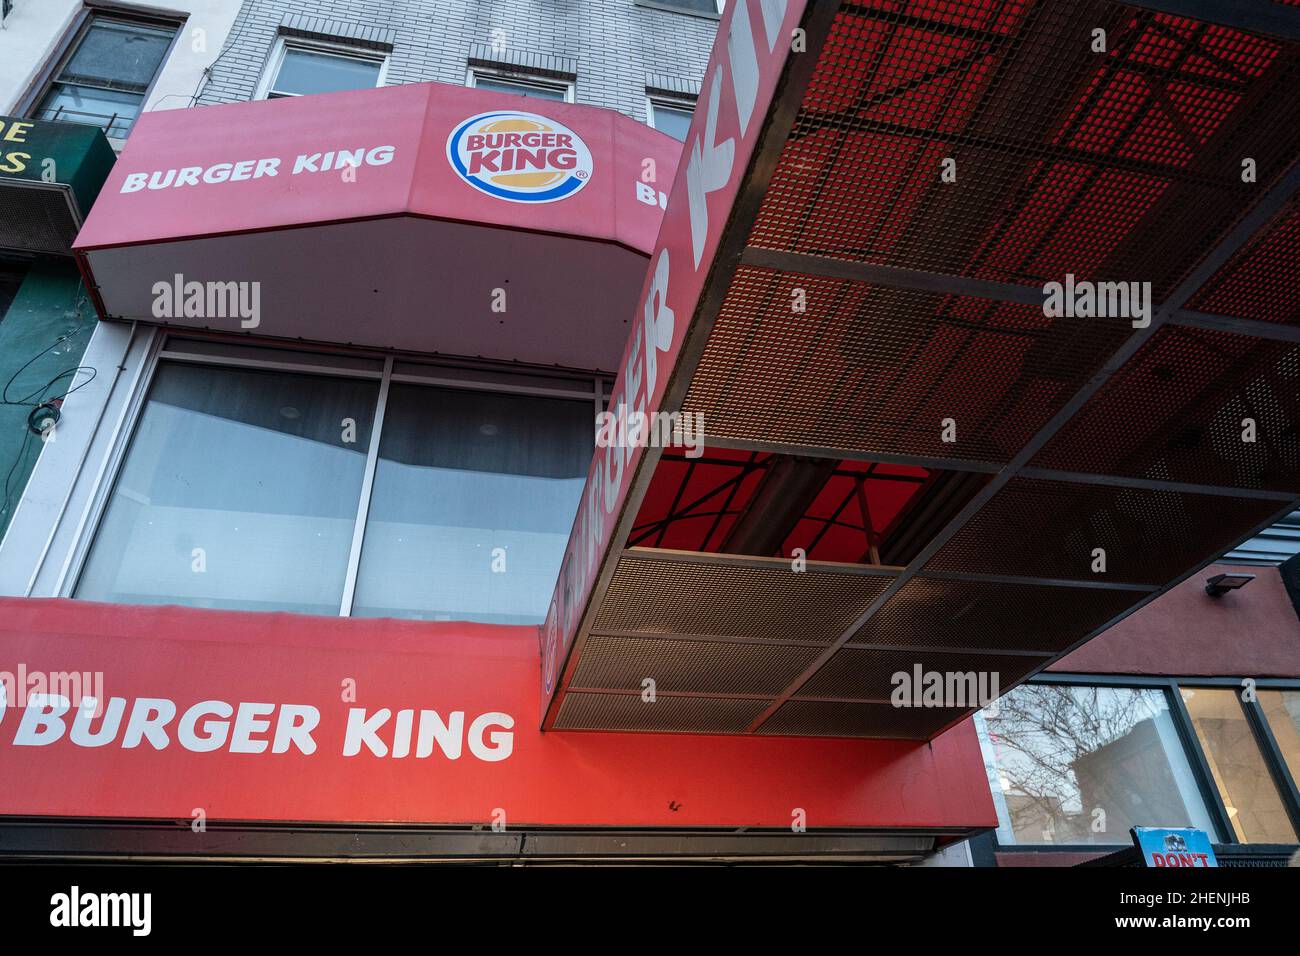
xmin=986 ymin=685 xmax=1199 ymax=844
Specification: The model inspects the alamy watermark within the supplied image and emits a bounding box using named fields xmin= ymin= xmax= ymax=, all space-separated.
xmin=50 ymin=886 xmax=151 ymax=936
xmin=152 ymin=273 xmax=261 ymax=329
xmin=1043 ymin=273 xmax=1152 ymax=328
xmin=891 ymin=665 xmax=1000 ymax=710
xmin=0 ymin=664 xmax=104 ymax=715
xmin=595 ymin=406 xmax=704 ymax=458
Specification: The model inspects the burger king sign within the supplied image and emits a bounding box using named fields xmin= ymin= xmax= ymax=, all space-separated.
xmin=446 ymin=110 xmax=593 ymax=203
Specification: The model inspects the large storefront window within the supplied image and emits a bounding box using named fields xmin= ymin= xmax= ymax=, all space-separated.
xmin=977 ymin=684 xmax=1219 ymax=846
xmin=76 ymin=363 xmax=378 ymax=615
xmin=350 ymin=385 xmax=589 ymax=624
xmin=74 ymin=345 xmax=594 ymax=622
xmin=1181 ymin=687 xmax=1298 ymax=843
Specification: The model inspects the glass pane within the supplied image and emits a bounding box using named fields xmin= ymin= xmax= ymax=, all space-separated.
xmin=652 ymin=104 xmax=694 ymax=141
xmin=1181 ymin=687 xmax=1298 ymax=842
xmin=352 ymin=385 xmax=590 ymax=624
xmin=62 ymin=20 xmax=174 ymax=90
xmin=36 ymin=83 xmax=143 ymax=138
xmin=76 ymin=362 xmax=377 ymax=616
xmin=473 ymin=77 xmax=566 ymax=101
xmin=1261 ymin=690 xmax=1300 ymax=782
xmin=977 ymin=685 xmax=1219 ymax=846
xmin=658 ymin=0 xmax=719 ymax=12
xmin=271 ymin=49 xmax=381 ymax=96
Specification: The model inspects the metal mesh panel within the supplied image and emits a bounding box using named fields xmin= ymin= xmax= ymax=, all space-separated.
xmin=794 ymin=646 xmax=1043 ymax=701
xmin=1186 ymin=198 xmax=1300 ymax=323
xmin=571 ymin=634 xmax=823 ymax=695
xmin=553 ymin=692 xmax=769 ymax=734
xmin=0 ymin=185 xmax=78 ymax=256
xmin=549 ymin=0 xmax=1300 ymax=741
xmin=754 ymin=699 xmax=969 ymax=739
xmin=848 ymin=576 xmax=1149 ymax=653
xmin=594 ymin=553 xmax=894 ymax=642
xmin=682 ymin=267 xmax=1132 ymax=461
xmin=924 ymin=476 xmax=1284 ymax=583
xmin=750 ymin=0 xmax=1300 ymax=298
xmin=1033 ymin=326 xmax=1300 ymax=491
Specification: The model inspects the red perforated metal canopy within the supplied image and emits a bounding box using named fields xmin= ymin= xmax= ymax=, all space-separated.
xmin=541 ymin=0 xmax=1300 ymax=738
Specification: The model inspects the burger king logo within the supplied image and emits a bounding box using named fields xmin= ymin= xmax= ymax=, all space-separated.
xmin=447 ymin=111 xmax=593 ymax=203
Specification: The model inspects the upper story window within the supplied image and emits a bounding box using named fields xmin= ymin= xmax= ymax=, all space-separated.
xmin=647 ymin=98 xmax=695 ymax=141
xmin=260 ymin=40 xmax=386 ymax=99
xmin=31 ymin=15 xmax=179 ymax=140
xmin=72 ymin=339 xmax=598 ymax=624
xmin=468 ymin=70 xmax=572 ymax=103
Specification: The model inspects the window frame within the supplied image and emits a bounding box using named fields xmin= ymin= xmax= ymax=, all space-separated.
xmin=635 ymin=0 xmax=724 ymax=19
xmin=23 ymin=6 xmax=185 ymax=141
xmin=466 ymin=68 xmax=574 ymax=104
xmin=255 ymin=36 xmax=389 ymax=101
xmin=645 ymin=95 xmax=696 ymax=140
xmin=61 ymin=332 xmax=609 ymax=619
xmin=979 ymin=673 xmax=1300 ymax=855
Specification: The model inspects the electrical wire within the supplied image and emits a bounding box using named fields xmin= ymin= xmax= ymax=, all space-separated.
xmin=0 ymin=283 xmax=100 ymax=524
xmin=1 ymin=425 xmax=33 ymax=527
xmin=1 ymin=294 xmax=97 ymax=408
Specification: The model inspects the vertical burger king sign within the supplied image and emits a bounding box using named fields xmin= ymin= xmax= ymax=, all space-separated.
xmin=446 ymin=111 xmax=593 ymax=203
xmin=539 ymin=0 xmax=815 ymax=724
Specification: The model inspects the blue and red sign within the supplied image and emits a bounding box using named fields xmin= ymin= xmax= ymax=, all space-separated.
xmin=446 ymin=110 xmax=593 ymax=203
xmin=1132 ymin=828 xmax=1219 ymax=868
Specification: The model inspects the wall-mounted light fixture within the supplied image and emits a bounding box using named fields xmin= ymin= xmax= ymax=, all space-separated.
xmin=1205 ymin=573 xmax=1255 ymax=598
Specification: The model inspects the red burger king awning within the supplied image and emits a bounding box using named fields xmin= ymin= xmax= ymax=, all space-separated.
xmin=73 ymin=83 xmax=682 ymax=371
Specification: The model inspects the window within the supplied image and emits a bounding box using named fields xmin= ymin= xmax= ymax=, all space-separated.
xmin=32 ymin=16 xmax=178 ymax=140
xmin=647 ymin=98 xmax=694 ymax=141
xmin=75 ymin=362 xmax=379 ymax=616
xmin=261 ymin=40 xmax=385 ymax=99
xmin=350 ymin=386 xmax=590 ymax=624
xmin=1261 ymin=690 xmax=1300 ymax=782
xmin=73 ymin=342 xmax=596 ymax=623
xmin=468 ymin=71 xmax=572 ymax=102
xmin=977 ymin=684 xmax=1220 ymax=846
xmin=1181 ymin=687 xmax=1298 ymax=842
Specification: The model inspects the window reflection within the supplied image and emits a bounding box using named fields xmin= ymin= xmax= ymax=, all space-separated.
xmin=268 ymin=48 xmax=382 ymax=98
xmin=977 ymin=684 xmax=1218 ymax=846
